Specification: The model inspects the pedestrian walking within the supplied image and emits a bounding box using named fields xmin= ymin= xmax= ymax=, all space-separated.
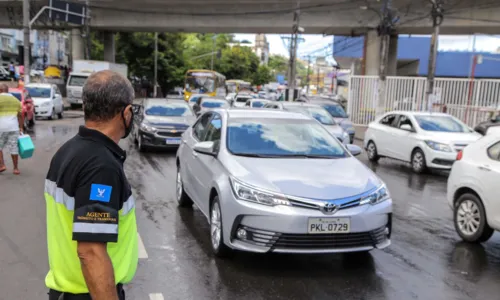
xmin=45 ymin=70 xmax=138 ymax=300
xmin=0 ymin=84 xmax=23 ymax=175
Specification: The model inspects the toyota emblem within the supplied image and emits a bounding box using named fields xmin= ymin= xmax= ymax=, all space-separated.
xmin=321 ymin=203 xmax=338 ymax=215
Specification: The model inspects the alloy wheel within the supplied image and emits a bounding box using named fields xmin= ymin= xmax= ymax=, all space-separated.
xmin=367 ymin=143 xmax=376 ymax=159
xmin=210 ymin=202 xmax=222 ymax=250
xmin=412 ymin=152 xmax=424 ymax=171
xmin=457 ymin=200 xmax=481 ymax=236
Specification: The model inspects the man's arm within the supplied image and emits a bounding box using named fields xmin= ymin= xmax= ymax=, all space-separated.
xmin=73 ymin=166 xmax=123 ymax=300
xmin=77 ymin=242 xmax=118 ymax=300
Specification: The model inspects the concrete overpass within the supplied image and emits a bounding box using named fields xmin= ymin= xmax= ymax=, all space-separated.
xmin=1 ymin=0 xmax=499 ymax=73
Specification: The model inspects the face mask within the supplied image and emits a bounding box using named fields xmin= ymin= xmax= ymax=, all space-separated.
xmin=121 ymin=107 xmax=134 ymax=139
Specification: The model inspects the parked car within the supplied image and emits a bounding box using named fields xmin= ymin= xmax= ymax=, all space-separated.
xmin=193 ymin=98 xmax=231 ymax=117
xmin=25 ymin=83 xmax=64 ymax=120
xmin=263 ymin=102 xmax=351 ymax=145
xmin=233 ymin=94 xmax=253 ymax=108
xmin=447 ymin=130 xmax=500 ymax=243
xmin=474 ymin=114 xmax=500 ymax=135
xmin=175 ymin=108 xmax=392 ymax=256
xmin=187 ymin=93 xmax=206 ymax=107
xmin=8 ymin=88 xmax=35 ymax=131
xmin=313 ymin=99 xmax=356 ymax=143
xmin=364 ymin=112 xmax=481 ymax=173
xmin=131 ymin=98 xmax=196 ymax=151
xmin=166 ymin=90 xmax=183 ymax=99
xmin=244 ymin=99 xmax=270 ymax=108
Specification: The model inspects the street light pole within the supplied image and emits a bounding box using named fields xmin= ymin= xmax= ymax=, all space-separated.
xmin=425 ymin=0 xmax=444 ymax=110
xmin=23 ymin=0 xmax=30 ymax=84
xmin=305 ymin=56 xmax=311 ymax=95
xmin=153 ymin=32 xmax=158 ymax=97
xmin=287 ymin=0 xmax=300 ymax=101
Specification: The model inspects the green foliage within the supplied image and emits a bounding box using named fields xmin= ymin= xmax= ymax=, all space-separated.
xmin=268 ymin=54 xmax=288 ymax=77
xmin=252 ymin=65 xmax=273 ymax=86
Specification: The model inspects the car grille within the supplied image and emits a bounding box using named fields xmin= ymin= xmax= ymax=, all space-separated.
xmin=157 ymin=131 xmax=184 ymax=137
xmin=238 ymin=226 xmax=387 ymax=250
xmin=287 ymin=196 xmax=362 ymax=211
xmin=453 ymin=144 xmax=468 ymax=152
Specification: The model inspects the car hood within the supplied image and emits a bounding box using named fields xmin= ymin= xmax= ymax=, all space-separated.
xmin=226 ymin=156 xmax=381 ymax=200
xmin=32 ymin=97 xmax=52 ymax=105
xmin=418 ymin=131 xmax=481 ymax=145
xmin=334 ymin=117 xmax=353 ymax=127
xmin=144 ymin=115 xmax=195 ymax=127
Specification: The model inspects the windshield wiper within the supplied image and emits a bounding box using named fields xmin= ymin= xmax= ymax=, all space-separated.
xmin=234 ymin=153 xmax=277 ymax=158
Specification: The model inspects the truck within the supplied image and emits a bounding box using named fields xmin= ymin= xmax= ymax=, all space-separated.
xmin=66 ymin=60 xmax=128 ymax=108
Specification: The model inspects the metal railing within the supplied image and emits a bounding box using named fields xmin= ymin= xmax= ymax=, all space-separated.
xmin=348 ymin=75 xmax=500 ymax=126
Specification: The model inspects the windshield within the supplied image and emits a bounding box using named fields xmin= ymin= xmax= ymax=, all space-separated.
xmin=414 ymin=115 xmax=470 ymax=133
xmin=236 ymin=97 xmax=250 ymax=103
xmin=227 ymin=119 xmax=347 ymax=157
xmin=25 ymin=87 xmax=51 ymax=98
xmin=252 ymin=101 xmax=267 ymax=108
xmin=201 ymin=100 xmax=228 ymax=108
xmin=227 ymin=82 xmax=237 ymax=93
xmin=185 ymin=76 xmax=215 ymax=94
xmin=145 ymin=102 xmax=193 ymax=117
xmin=68 ymin=75 xmax=88 ymax=87
xmin=190 ymin=95 xmax=202 ymax=103
xmin=286 ymin=106 xmax=336 ymax=125
xmin=323 ymin=104 xmax=347 ymax=118
xmin=10 ymin=92 xmax=22 ymax=101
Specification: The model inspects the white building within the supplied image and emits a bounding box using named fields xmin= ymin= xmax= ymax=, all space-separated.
xmin=228 ymin=34 xmax=270 ymax=66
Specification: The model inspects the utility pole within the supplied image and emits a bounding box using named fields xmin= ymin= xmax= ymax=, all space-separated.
xmin=305 ymin=56 xmax=311 ymax=95
xmin=211 ymin=34 xmax=217 ymax=71
xmin=84 ymin=0 xmax=91 ymax=60
xmin=287 ymin=0 xmax=301 ymax=101
xmin=375 ymin=0 xmax=397 ymax=117
xmin=316 ymin=66 xmax=320 ymax=94
xmin=425 ymin=0 xmax=444 ymax=110
xmin=23 ymin=0 xmax=30 ymax=84
xmin=153 ymin=32 xmax=158 ymax=97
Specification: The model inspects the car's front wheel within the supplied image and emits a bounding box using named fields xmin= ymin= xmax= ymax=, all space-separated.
xmin=454 ymin=193 xmax=494 ymax=243
xmin=48 ymin=108 xmax=56 ymax=120
xmin=210 ymin=196 xmax=232 ymax=257
xmin=411 ymin=148 xmax=427 ymax=174
xmin=366 ymin=141 xmax=380 ymax=162
xmin=176 ymin=166 xmax=193 ymax=207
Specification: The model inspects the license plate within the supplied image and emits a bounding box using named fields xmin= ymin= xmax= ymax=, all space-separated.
xmin=308 ymin=217 xmax=350 ymax=234
xmin=166 ymin=138 xmax=181 ymax=145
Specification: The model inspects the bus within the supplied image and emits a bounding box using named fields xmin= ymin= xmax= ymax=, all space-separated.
xmin=226 ymin=79 xmax=252 ymax=93
xmin=184 ymin=69 xmax=226 ymax=102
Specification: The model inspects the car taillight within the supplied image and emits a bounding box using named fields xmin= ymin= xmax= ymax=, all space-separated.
xmin=456 ymin=151 xmax=463 ymax=161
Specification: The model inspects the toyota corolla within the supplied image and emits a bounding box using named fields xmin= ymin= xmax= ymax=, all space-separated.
xmin=176 ymin=109 xmax=392 ymax=256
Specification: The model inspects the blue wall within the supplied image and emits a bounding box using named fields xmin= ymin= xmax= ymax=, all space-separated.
xmin=333 ymin=36 xmax=500 ymax=78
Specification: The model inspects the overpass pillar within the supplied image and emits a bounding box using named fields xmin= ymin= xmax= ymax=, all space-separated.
xmin=363 ymin=31 xmax=398 ymax=76
xmin=71 ymin=28 xmax=85 ymax=61
xmin=103 ymin=31 xmax=115 ymax=63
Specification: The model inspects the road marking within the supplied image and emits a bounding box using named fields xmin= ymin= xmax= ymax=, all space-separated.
xmin=149 ymin=293 xmax=164 ymax=300
xmin=138 ymin=233 xmax=148 ymax=259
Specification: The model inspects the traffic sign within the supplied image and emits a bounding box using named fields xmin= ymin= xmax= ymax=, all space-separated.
xmin=49 ymin=0 xmax=87 ymax=25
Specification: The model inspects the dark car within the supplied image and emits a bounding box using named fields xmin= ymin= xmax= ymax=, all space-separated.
xmin=474 ymin=115 xmax=500 ymax=135
xmin=131 ymin=98 xmax=196 ymax=151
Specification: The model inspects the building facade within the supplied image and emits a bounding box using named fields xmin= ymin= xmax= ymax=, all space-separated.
xmin=228 ymin=34 xmax=270 ymax=66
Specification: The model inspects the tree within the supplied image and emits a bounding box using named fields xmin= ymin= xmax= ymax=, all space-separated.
xmin=252 ymin=65 xmax=272 ymax=86
xmin=268 ymin=54 xmax=288 ymax=79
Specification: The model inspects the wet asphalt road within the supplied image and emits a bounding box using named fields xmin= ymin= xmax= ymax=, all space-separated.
xmin=2 ymin=115 xmax=500 ymax=300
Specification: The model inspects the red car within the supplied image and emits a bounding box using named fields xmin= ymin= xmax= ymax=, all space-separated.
xmin=8 ymin=88 xmax=35 ymax=131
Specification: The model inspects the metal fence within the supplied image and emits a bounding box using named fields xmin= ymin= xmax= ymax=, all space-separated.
xmin=348 ymin=75 xmax=500 ymax=126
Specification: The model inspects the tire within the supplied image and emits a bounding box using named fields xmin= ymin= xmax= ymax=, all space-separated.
xmin=454 ymin=193 xmax=494 ymax=243
xmin=411 ymin=148 xmax=427 ymax=174
xmin=366 ymin=141 xmax=380 ymax=162
xmin=210 ymin=197 xmax=232 ymax=257
xmin=70 ymin=103 xmax=79 ymax=110
xmin=176 ymin=166 xmax=193 ymax=207
xmin=58 ymin=108 xmax=63 ymax=119
xmin=48 ymin=109 xmax=56 ymax=120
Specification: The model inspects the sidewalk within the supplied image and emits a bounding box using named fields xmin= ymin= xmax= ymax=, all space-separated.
xmin=354 ymin=125 xmax=367 ymax=141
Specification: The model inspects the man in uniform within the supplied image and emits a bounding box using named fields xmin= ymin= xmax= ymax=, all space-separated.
xmin=45 ymin=70 xmax=138 ymax=300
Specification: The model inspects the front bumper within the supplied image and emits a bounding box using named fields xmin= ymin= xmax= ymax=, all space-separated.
xmin=34 ymin=104 xmax=54 ymax=117
xmin=220 ymin=188 xmax=392 ymax=254
xmin=139 ymin=129 xmax=184 ymax=148
xmin=423 ymin=148 xmax=457 ymax=169
xmin=67 ymin=97 xmax=83 ymax=104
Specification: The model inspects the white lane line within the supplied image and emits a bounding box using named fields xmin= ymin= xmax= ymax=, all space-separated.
xmin=138 ymin=233 xmax=148 ymax=259
xmin=149 ymin=293 xmax=164 ymax=300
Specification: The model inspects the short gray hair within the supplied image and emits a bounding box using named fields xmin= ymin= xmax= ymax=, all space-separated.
xmin=82 ymin=70 xmax=135 ymax=122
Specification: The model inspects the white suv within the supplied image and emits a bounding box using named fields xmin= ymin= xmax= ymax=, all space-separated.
xmin=447 ymin=130 xmax=500 ymax=243
xmin=364 ymin=111 xmax=481 ymax=173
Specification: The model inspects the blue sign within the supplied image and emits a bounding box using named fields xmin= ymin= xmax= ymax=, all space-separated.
xmin=89 ymin=184 xmax=113 ymax=203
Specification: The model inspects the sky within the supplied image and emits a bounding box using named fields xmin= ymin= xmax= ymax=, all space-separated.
xmin=234 ymin=34 xmax=500 ymax=59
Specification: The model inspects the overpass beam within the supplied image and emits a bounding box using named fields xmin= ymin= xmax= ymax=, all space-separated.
xmin=103 ymin=31 xmax=115 ymax=63
xmin=71 ymin=28 xmax=85 ymax=62
xmin=363 ymin=30 xmax=398 ymax=76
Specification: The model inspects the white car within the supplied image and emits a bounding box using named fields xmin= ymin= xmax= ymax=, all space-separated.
xmin=233 ymin=95 xmax=253 ymax=108
xmin=447 ymin=131 xmax=500 ymax=243
xmin=364 ymin=111 xmax=481 ymax=173
xmin=25 ymin=83 xmax=64 ymax=120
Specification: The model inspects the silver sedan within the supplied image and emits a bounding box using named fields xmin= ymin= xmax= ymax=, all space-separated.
xmin=175 ymin=108 xmax=392 ymax=257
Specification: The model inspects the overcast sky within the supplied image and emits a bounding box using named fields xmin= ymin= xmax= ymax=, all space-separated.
xmin=234 ymin=34 xmax=500 ymax=58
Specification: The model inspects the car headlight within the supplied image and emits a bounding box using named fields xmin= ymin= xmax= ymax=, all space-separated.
xmin=425 ymin=140 xmax=452 ymax=152
xmin=229 ymin=177 xmax=291 ymax=206
xmin=41 ymin=101 xmax=52 ymax=107
xmin=359 ymin=184 xmax=390 ymax=206
xmin=140 ymin=123 xmax=157 ymax=133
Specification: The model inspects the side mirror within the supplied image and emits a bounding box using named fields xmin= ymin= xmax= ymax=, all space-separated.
xmin=346 ymin=144 xmax=362 ymax=156
xmin=400 ymin=124 xmax=414 ymax=132
xmin=194 ymin=141 xmax=216 ymax=156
